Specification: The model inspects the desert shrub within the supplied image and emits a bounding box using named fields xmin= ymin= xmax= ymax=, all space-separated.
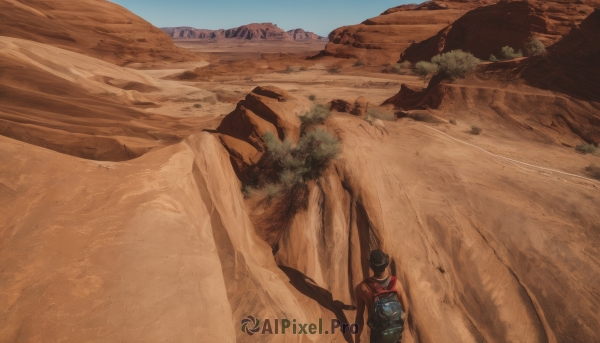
xmin=414 ymin=61 xmax=439 ymax=83
xmin=262 ymin=128 xmax=340 ymax=188
xmin=576 ymin=144 xmax=598 ymax=155
xmin=470 ymin=126 xmax=482 ymax=135
xmin=500 ymin=46 xmax=523 ymax=60
xmin=585 ymin=165 xmax=600 ymax=180
xmin=354 ymin=60 xmax=365 ymax=67
xmin=399 ymin=61 xmax=412 ymax=69
xmin=241 ymin=184 xmax=252 ymax=198
xmin=530 ymin=39 xmax=546 ymax=56
xmin=367 ymin=107 xmax=396 ymax=121
xmin=327 ymin=66 xmax=341 ymax=74
xmin=449 ymin=118 xmax=457 ymax=125
xmin=264 ymin=184 xmax=279 ymax=201
xmin=391 ymin=63 xmax=403 ymax=74
xmin=193 ymin=103 xmax=202 ymax=109
xmin=431 ymin=50 xmax=480 ymax=81
xmin=283 ymin=66 xmax=301 ymax=73
xmin=489 ymin=54 xmax=499 ymax=62
xmin=308 ymin=94 xmax=317 ymax=101
xmin=411 ymin=112 xmax=442 ymax=123
xmin=300 ymin=104 xmax=331 ymax=127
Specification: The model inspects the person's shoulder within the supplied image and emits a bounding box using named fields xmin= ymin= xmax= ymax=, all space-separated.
xmin=355 ymin=279 xmax=372 ymax=295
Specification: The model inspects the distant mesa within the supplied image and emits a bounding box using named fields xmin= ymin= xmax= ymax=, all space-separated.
xmin=161 ymin=23 xmax=327 ymax=41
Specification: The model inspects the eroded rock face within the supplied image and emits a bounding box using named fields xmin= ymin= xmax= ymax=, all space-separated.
xmin=514 ymin=8 xmax=600 ymax=105
xmin=0 ymin=0 xmax=199 ymax=66
xmin=399 ymin=0 xmax=598 ymax=63
xmin=216 ymin=86 xmax=312 ymax=179
xmin=319 ymin=0 xmax=487 ymax=65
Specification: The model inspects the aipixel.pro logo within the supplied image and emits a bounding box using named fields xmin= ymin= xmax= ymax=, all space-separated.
xmin=241 ymin=316 xmax=359 ymax=336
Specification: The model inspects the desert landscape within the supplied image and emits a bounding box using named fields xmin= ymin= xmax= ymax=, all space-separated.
xmin=0 ymin=0 xmax=599 ymax=342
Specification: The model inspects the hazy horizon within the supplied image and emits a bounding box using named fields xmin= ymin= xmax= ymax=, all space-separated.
xmin=110 ymin=0 xmax=414 ymax=37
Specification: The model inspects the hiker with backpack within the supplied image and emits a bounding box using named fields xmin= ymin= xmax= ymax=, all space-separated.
xmin=355 ymin=249 xmax=409 ymax=343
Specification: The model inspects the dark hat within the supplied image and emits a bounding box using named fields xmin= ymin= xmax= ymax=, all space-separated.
xmin=369 ymin=249 xmax=389 ymax=268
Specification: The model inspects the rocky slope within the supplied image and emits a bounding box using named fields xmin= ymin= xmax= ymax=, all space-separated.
xmin=318 ymin=0 xmax=492 ymax=65
xmin=0 ymin=36 xmax=211 ymax=161
xmin=162 ymin=23 xmax=326 ymax=41
xmin=400 ymin=0 xmax=599 ymax=63
xmin=0 ymin=0 xmax=199 ymax=66
xmin=384 ymin=9 xmax=600 ymax=146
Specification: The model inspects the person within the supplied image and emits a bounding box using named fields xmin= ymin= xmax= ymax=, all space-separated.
xmin=355 ymin=249 xmax=409 ymax=343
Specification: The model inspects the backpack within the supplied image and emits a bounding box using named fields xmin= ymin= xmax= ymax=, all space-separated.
xmin=365 ymin=276 xmax=404 ymax=343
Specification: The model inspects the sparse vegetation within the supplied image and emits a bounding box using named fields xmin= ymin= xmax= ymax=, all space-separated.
xmin=411 ymin=112 xmax=442 ymax=123
xmin=327 ymin=66 xmax=341 ymax=74
xmin=529 ymin=39 xmax=546 ymax=56
xmin=489 ymin=54 xmax=499 ymax=62
xmin=241 ymin=184 xmax=252 ymax=198
xmin=469 ymin=126 xmax=482 ymax=135
xmin=300 ymin=104 xmax=330 ymax=127
xmin=414 ymin=61 xmax=439 ymax=84
xmin=354 ymin=60 xmax=365 ymax=67
xmin=449 ymin=118 xmax=457 ymax=125
xmin=193 ymin=103 xmax=202 ymax=109
xmin=431 ymin=50 xmax=480 ymax=81
xmin=263 ymin=128 xmax=340 ymax=188
xmin=585 ymin=165 xmax=600 ymax=180
xmin=264 ymin=184 xmax=279 ymax=202
xmin=201 ymin=96 xmax=217 ymax=105
xmin=366 ymin=107 xmax=396 ymax=121
xmin=308 ymin=94 xmax=317 ymax=101
xmin=500 ymin=46 xmax=523 ymax=60
xmin=399 ymin=61 xmax=412 ymax=69
xmin=283 ymin=66 xmax=300 ymax=73
xmin=576 ymin=144 xmax=599 ymax=155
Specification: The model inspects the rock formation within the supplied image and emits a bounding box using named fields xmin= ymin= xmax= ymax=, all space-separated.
xmin=161 ymin=23 xmax=326 ymax=41
xmin=0 ymin=37 xmax=209 ymax=161
xmin=317 ymin=0 xmax=489 ymax=65
xmin=0 ymin=0 xmax=199 ymax=66
xmin=400 ymin=0 xmax=599 ymax=63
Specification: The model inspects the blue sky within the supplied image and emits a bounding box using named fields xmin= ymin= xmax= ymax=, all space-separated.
xmin=111 ymin=0 xmax=413 ymax=37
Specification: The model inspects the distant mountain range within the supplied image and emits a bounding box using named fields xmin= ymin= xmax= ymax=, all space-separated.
xmin=161 ymin=23 xmax=326 ymax=41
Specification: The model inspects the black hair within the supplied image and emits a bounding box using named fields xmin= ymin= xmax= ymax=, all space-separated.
xmin=369 ymin=249 xmax=389 ymax=273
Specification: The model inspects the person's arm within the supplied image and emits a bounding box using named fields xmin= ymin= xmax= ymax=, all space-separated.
xmin=396 ymin=280 xmax=409 ymax=321
xmin=354 ymin=283 xmax=366 ymax=343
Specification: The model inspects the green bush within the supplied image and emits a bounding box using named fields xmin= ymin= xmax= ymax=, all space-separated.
xmin=399 ymin=61 xmax=412 ymax=69
xmin=300 ymin=104 xmax=331 ymax=127
xmin=414 ymin=61 xmax=439 ymax=83
xmin=500 ymin=46 xmax=523 ymax=60
xmin=308 ymin=94 xmax=317 ymax=101
xmin=241 ymin=184 xmax=252 ymax=198
xmin=264 ymin=184 xmax=279 ymax=201
xmin=586 ymin=165 xmax=600 ymax=180
xmin=449 ymin=118 xmax=457 ymax=125
xmin=470 ymin=126 xmax=482 ymax=135
xmin=489 ymin=54 xmax=499 ymax=62
xmin=263 ymin=128 xmax=340 ymax=188
xmin=530 ymin=39 xmax=546 ymax=56
xmin=576 ymin=144 xmax=598 ymax=155
xmin=193 ymin=103 xmax=202 ymax=109
xmin=431 ymin=50 xmax=480 ymax=81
